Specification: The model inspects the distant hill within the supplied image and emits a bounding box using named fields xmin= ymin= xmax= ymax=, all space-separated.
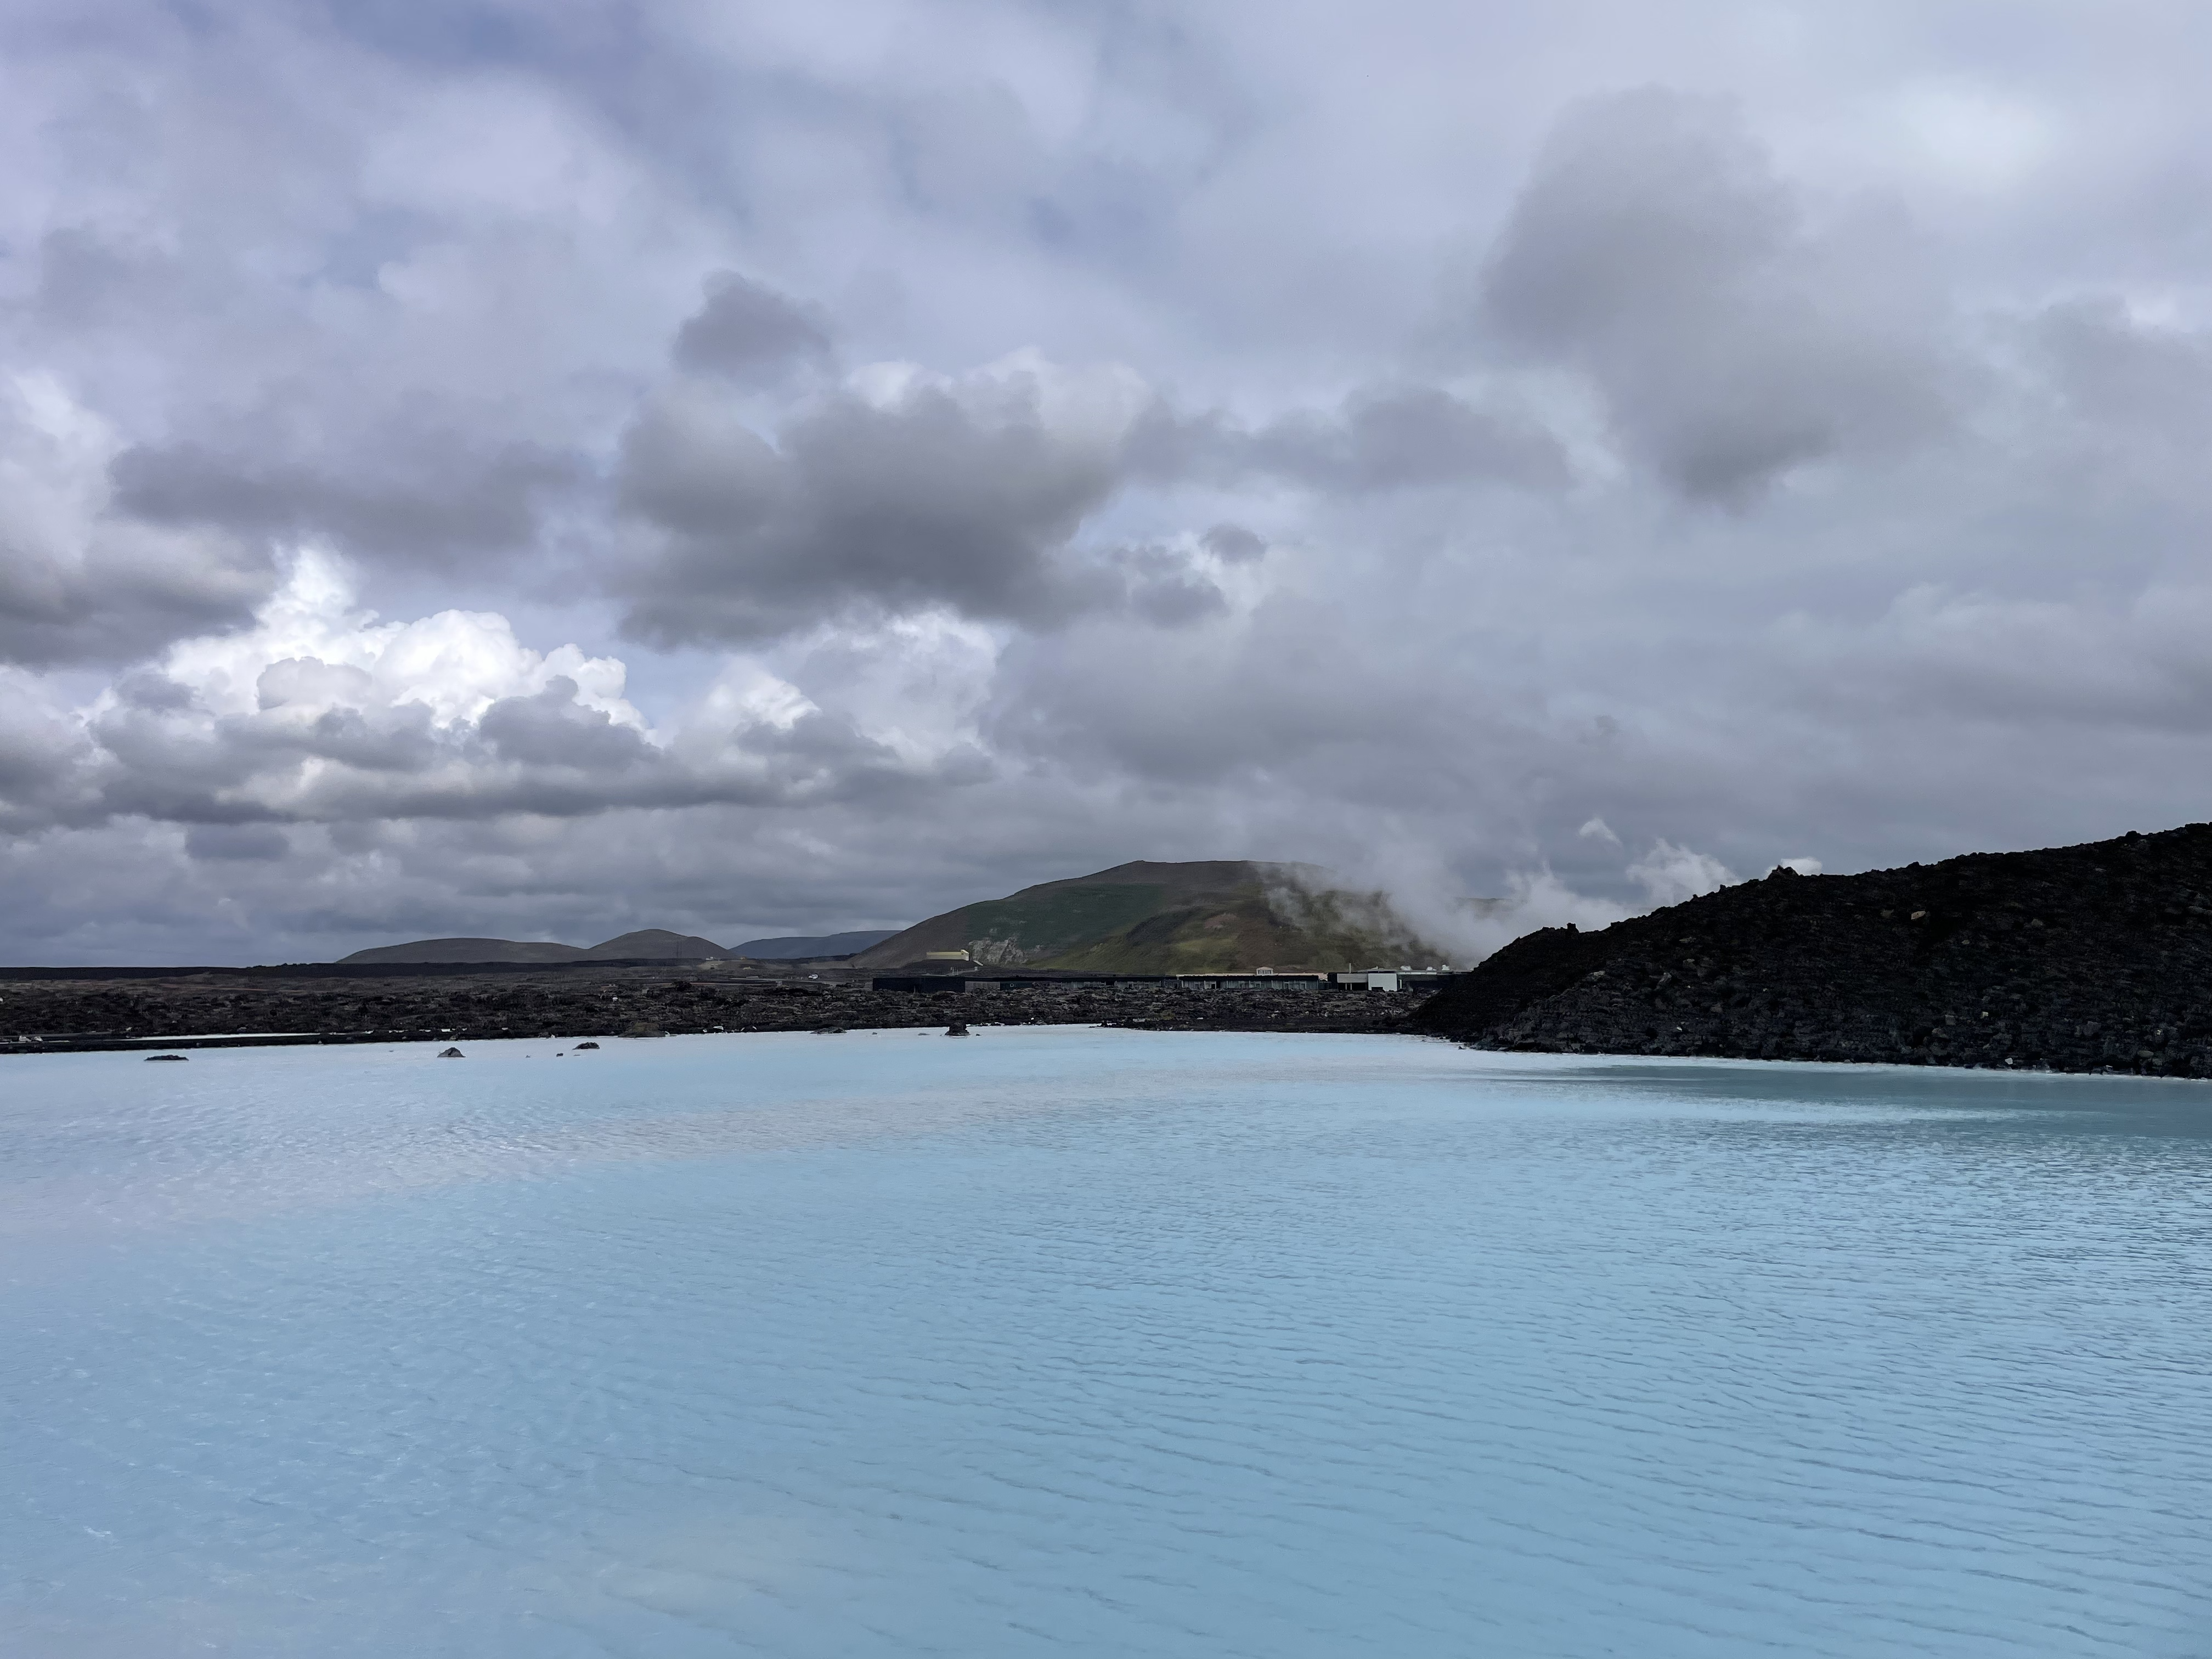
xmin=338 ymin=938 xmax=588 ymax=965
xmin=1413 ymin=822 xmax=2212 ymax=1078
xmin=730 ymin=930 xmax=901 ymax=960
xmin=853 ymin=860 xmax=1439 ymax=974
xmin=574 ymin=930 xmax=735 ymax=961
xmin=341 ymin=929 xmax=735 ymax=965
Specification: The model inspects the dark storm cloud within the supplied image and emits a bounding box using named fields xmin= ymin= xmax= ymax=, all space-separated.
xmin=1481 ymin=88 xmax=1952 ymax=501
xmin=672 ymin=272 xmax=836 ymax=384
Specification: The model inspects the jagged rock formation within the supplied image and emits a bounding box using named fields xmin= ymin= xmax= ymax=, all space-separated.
xmin=850 ymin=860 xmax=1441 ymax=974
xmin=1415 ymin=823 xmax=2212 ymax=1079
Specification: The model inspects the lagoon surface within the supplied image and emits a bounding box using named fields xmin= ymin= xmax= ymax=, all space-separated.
xmin=3 ymin=1029 xmax=2207 ymax=1657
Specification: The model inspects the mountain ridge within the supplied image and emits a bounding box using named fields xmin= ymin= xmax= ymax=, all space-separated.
xmin=332 ymin=861 xmax=1437 ymax=974
xmin=853 ymin=860 xmax=1438 ymax=974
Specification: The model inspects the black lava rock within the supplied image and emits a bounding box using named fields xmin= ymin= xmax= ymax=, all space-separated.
xmin=1413 ymin=822 xmax=2212 ymax=1079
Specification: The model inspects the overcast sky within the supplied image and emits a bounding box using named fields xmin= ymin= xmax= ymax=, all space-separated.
xmin=3 ymin=0 xmax=2209 ymax=962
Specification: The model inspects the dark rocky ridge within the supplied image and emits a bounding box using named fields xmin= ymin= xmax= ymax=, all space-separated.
xmin=2 ymin=963 xmax=1424 ymax=1051
xmin=1415 ymin=822 xmax=2212 ymax=1079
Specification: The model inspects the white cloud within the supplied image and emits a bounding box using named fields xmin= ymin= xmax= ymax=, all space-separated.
xmin=1889 ymin=80 xmax=2062 ymax=196
xmin=155 ymin=547 xmax=645 ymax=730
xmin=1626 ymin=840 xmax=1741 ymax=908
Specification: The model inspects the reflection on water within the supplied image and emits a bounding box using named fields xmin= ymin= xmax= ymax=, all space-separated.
xmin=3 ymin=1030 xmax=2207 ymax=1657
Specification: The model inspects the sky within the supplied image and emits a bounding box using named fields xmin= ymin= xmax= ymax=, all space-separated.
xmin=3 ymin=0 xmax=2210 ymax=963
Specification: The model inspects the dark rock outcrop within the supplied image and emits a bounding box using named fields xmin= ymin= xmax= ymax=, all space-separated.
xmin=1414 ymin=822 xmax=2212 ymax=1078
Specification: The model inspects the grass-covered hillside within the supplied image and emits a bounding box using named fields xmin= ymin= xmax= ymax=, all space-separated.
xmin=851 ymin=861 xmax=1440 ymax=974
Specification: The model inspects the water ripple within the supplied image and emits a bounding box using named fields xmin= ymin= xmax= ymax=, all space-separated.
xmin=2 ymin=1031 xmax=2206 ymax=1656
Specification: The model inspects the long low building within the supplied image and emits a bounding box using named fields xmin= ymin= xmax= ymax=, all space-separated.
xmin=870 ymin=970 xmax=1455 ymax=995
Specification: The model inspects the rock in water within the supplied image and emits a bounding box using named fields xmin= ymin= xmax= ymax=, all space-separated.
xmin=438 ymin=1046 xmax=465 ymax=1058
xmin=574 ymin=1041 xmax=600 ymax=1051
xmin=945 ymin=1020 xmax=970 ymax=1037
xmin=144 ymin=1053 xmax=189 ymax=1062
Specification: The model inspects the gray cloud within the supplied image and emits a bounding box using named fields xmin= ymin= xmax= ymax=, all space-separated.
xmin=6 ymin=2 xmax=2212 ymax=963
xmin=616 ymin=365 xmax=1161 ymax=641
xmin=185 ymin=822 xmax=290 ymax=861
xmin=672 ymin=272 xmax=836 ymax=383
xmin=0 ymin=386 xmax=273 ymax=667
xmin=110 ymin=437 xmax=580 ymax=568
xmin=1244 ymin=385 xmax=1572 ymax=491
xmin=1127 ymin=386 xmax=1571 ymax=495
xmin=58 ymin=674 xmax=963 ymax=831
xmin=1201 ymin=523 xmax=1267 ymax=563
xmin=1482 ymin=88 xmax=1953 ymax=500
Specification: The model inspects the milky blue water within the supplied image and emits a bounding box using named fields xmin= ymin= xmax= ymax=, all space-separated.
xmin=3 ymin=1029 xmax=2207 ymax=1657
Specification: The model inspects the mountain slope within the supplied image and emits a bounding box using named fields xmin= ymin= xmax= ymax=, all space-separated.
xmin=341 ymin=929 xmax=733 ymax=964
xmin=730 ymin=930 xmax=902 ymax=961
xmin=1413 ymin=822 xmax=2212 ymax=1078
xmin=574 ymin=930 xmax=735 ymax=961
xmin=853 ymin=860 xmax=1439 ymax=973
xmin=338 ymin=937 xmax=586 ymax=965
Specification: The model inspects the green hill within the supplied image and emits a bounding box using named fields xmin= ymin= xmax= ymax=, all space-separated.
xmin=850 ymin=861 xmax=1439 ymax=974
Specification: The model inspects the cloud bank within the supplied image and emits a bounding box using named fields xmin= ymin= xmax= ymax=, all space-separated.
xmin=4 ymin=2 xmax=2211 ymax=962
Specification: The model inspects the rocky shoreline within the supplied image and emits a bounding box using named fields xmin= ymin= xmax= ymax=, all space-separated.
xmin=1415 ymin=822 xmax=2212 ymax=1080
xmin=2 ymin=963 xmax=1425 ymax=1052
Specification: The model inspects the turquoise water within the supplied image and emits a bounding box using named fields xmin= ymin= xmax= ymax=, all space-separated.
xmin=3 ymin=1029 xmax=2207 ymax=1657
